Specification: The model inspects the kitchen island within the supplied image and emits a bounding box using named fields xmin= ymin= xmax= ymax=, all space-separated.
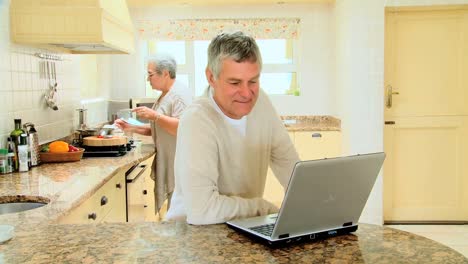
xmin=0 ymin=119 xmax=466 ymax=263
xmin=1 ymin=220 xmax=467 ymax=263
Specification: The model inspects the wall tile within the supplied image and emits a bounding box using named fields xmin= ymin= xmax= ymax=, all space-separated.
xmin=10 ymin=52 xmax=18 ymax=72
xmin=0 ymin=91 xmax=12 ymax=114
xmin=0 ymin=71 xmax=10 ymax=91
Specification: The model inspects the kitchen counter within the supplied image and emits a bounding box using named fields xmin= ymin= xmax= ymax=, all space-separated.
xmin=1 ymin=221 xmax=466 ymax=263
xmin=0 ymin=143 xmax=155 ymax=228
xmin=281 ymin=115 xmax=341 ymax=131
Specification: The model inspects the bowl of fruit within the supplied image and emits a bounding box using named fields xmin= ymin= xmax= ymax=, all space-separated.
xmin=40 ymin=141 xmax=85 ymax=163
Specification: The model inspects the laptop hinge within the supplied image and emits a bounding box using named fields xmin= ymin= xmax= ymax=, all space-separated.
xmin=278 ymin=233 xmax=289 ymax=239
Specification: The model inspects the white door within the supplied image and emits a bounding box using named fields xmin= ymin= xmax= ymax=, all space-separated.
xmin=384 ymin=6 xmax=468 ymax=222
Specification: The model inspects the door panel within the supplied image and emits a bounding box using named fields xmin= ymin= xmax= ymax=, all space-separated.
xmin=384 ymin=7 xmax=468 ymax=222
xmin=386 ymin=10 xmax=468 ymax=117
xmin=384 ymin=117 xmax=468 ymax=221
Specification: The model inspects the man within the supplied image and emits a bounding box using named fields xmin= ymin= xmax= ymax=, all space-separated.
xmin=115 ymin=54 xmax=192 ymax=215
xmin=166 ymin=32 xmax=299 ymax=225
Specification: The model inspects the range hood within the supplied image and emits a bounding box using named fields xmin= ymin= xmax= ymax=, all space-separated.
xmin=10 ymin=0 xmax=135 ymax=54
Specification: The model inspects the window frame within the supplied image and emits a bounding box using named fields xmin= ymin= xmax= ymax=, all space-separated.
xmin=143 ymin=38 xmax=300 ymax=97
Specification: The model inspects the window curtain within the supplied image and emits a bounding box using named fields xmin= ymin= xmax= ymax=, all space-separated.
xmin=136 ymin=18 xmax=300 ymax=40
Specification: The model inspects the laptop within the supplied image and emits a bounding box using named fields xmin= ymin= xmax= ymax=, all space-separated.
xmin=226 ymin=152 xmax=386 ymax=246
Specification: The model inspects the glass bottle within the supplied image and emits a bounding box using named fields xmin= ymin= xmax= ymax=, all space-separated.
xmin=6 ymin=138 xmax=15 ymax=173
xmin=18 ymin=133 xmax=29 ymax=172
xmin=10 ymin=119 xmax=25 ymax=171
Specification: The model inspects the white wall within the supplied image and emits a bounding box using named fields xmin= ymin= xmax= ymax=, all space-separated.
xmin=334 ymin=0 xmax=386 ymax=225
xmin=108 ymin=3 xmax=336 ymax=116
xmin=0 ymin=0 xmax=111 ymax=144
xmin=103 ymin=49 xmax=146 ymax=100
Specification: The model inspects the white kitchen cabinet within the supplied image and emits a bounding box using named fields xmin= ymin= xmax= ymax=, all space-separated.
xmin=263 ymin=131 xmax=342 ymax=206
xmin=263 ymin=132 xmax=295 ymax=207
xmin=58 ymin=170 xmax=126 ymax=224
xmin=127 ymin=155 xmax=162 ymax=222
xmin=141 ymin=155 xmax=161 ymax=222
xmin=294 ymin=131 xmax=342 ymax=160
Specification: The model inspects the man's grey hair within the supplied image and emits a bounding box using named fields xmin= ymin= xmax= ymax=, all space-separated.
xmin=147 ymin=54 xmax=177 ymax=79
xmin=207 ymin=31 xmax=262 ymax=79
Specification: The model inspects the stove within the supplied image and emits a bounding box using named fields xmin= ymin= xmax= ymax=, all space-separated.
xmin=73 ymin=133 xmax=134 ymax=157
xmin=80 ymin=144 xmax=133 ymax=157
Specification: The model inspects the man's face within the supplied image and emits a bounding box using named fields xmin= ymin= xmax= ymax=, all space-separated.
xmin=147 ymin=62 xmax=164 ymax=91
xmin=206 ymin=58 xmax=260 ymax=119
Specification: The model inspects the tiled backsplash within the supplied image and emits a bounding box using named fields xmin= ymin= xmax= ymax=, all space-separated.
xmin=0 ymin=0 xmax=107 ymax=146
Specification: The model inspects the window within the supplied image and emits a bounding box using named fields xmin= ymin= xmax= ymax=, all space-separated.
xmin=144 ymin=38 xmax=299 ymax=97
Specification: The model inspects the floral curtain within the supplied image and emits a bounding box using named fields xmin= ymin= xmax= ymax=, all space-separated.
xmin=136 ymin=18 xmax=300 ymax=40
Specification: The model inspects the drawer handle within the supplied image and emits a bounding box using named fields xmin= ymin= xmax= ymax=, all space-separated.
xmin=312 ymin=133 xmax=322 ymax=138
xmin=143 ymin=190 xmax=147 ymax=195
xmin=116 ymin=183 xmax=122 ymax=189
xmin=101 ymin=196 xmax=108 ymax=206
xmin=88 ymin=213 xmax=97 ymax=220
xmin=144 ymin=205 xmax=148 ymax=208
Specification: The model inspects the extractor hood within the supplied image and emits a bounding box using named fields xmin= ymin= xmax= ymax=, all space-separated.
xmin=10 ymin=0 xmax=135 ymax=54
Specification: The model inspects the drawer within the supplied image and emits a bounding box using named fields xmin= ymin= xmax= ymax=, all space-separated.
xmin=59 ymin=173 xmax=122 ymax=224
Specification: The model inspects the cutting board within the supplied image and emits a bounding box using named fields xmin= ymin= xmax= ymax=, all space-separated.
xmin=83 ymin=136 xmax=127 ymax=147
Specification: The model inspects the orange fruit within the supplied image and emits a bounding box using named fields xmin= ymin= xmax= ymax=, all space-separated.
xmin=49 ymin=141 xmax=69 ymax=153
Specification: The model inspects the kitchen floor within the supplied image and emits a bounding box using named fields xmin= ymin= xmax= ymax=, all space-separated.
xmin=386 ymin=225 xmax=468 ymax=258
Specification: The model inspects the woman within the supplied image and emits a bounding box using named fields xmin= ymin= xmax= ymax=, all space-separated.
xmin=115 ymin=54 xmax=192 ymax=216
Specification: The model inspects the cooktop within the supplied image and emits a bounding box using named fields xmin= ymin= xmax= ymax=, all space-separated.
xmin=77 ymin=142 xmax=134 ymax=157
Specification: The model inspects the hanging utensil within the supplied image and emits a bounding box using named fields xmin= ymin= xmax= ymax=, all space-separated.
xmin=39 ymin=61 xmax=43 ymax=79
xmin=53 ymin=61 xmax=58 ymax=89
xmin=48 ymin=61 xmax=54 ymax=89
xmin=43 ymin=60 xmax=58 ymax=111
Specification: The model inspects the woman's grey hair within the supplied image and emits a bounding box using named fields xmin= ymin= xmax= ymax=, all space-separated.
xmin=207 ymin=31 xmax=262 ymax=79
xmin=147 ymin=54 xmax=177 ymax=79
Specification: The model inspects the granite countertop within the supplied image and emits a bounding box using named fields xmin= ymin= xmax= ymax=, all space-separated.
xmin=281 ymin=115 xmax=341 ymax=131
xmin=0 ymin=221 xmax=466 ymax=263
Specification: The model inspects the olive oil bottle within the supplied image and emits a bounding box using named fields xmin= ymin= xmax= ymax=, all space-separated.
xmin=10 ymin=119 xmax=25 ymax=171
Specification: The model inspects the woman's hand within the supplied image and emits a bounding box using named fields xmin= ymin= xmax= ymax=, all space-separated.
xmin=132 ymin=106 xmax=157 ymax=121
xmin=114 ymin=119 xmax=131 ymax=130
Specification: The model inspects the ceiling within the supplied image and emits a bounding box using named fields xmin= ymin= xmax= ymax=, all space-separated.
xmin=126 ymin=0 xmax=333 ymax=7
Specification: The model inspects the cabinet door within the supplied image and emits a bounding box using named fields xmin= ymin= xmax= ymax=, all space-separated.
xmin=126 ymin=155 xmax=161 ymax=222
xmin=141 ymin=155 xmax=160 ymax=222
xmin=140 ymin=155 xmax=168 ymax=221
xmin=127 ymin=164 xmax=148 ymax=222
xmin=143 ymin=166 xmax=160 ymax=222
xmin=101 ymin=171 xmax=126 ymax=223
xmin=294 ymin=131 xmax=341 ymax=160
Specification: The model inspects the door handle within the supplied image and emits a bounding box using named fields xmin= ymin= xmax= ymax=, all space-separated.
xmin=386 ymin=85 xmax=399 ymax=108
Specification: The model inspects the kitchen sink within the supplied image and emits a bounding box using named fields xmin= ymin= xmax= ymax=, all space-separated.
xmin=0 ymin=196 xmax=49 ymax=215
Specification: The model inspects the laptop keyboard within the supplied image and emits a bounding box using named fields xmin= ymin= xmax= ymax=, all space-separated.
xmin=249 ymin=223 xmax=275 ymax=237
